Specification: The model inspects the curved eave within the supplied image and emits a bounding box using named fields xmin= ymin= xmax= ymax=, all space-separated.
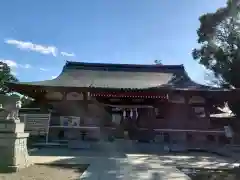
xmin=6 ymin=69 xmax=177 ymax=91
xmin=7 ymin=81 xmax=240 ymax=98
xmin=6 ymin=61 xmax=240 ymax=100
xmin=7 ymin=62 xmax=187 ymax=91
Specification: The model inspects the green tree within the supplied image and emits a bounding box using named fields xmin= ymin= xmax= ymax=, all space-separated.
xmin=154 ymin=60 xmax=162 ymax=64
xmin=0 ymin=61 xmax=18 ymax=94
xmin=192 ymin=0 xmax=240 ymax=115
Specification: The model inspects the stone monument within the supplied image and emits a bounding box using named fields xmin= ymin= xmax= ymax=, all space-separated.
xmin=0 ymin=95 xmax=30 ymax=172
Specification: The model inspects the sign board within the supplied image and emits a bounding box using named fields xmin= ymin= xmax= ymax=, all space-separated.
xmin=24 ymin=114 xmax=50 ymax=135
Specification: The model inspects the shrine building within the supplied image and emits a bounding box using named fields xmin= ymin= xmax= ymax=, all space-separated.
xmin=7 ymin=61 xmax=240 ymax=145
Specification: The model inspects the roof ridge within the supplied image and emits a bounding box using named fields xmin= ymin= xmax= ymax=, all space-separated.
xmin=64 ymin=61 xmax=185 ymax=73
xmin=65 ymin=61 xmax=184 ymax=67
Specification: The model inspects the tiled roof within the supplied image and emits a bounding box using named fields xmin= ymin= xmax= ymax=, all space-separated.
xmin=8 ymin=61 xmax=220 ymax=91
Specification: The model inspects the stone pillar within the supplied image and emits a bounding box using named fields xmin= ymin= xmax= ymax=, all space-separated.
xmin=0 ymin=119 xmax=30 ymax=172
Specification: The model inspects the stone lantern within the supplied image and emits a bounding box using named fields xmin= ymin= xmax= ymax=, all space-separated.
xmin=0 ymin=94 xmax=30 ymax=172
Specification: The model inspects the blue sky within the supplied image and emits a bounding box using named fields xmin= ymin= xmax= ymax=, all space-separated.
xmin=0 ymin=0 xmax=226 ymax=83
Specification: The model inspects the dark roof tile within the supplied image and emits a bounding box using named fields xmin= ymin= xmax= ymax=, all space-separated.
xmin=8 ymin=61 xmax=220 ymax=91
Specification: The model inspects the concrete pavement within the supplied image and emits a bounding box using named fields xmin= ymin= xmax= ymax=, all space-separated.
xmin=29 ymin=146 xmax=240 ymax=180
xmin=79 ymin=155 xmax=190 ymax=180
xmin=30 ymin=149 xmax=190 ymax=179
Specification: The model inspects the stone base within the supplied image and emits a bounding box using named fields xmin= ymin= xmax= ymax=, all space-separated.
xmin=0 ymin=121 xmax=30 ymax=172
xmin=0 ymin=165 xmax=28 ymax=173
xmin=0 ymin=119 xmax=24 ymax=133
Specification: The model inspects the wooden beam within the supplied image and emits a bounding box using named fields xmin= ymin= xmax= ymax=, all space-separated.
xmin=81 ymin=92 xmax=89 ymax=125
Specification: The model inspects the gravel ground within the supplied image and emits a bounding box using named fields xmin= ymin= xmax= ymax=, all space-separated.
xmin=0 ymin=164 xmax=88 ymax=180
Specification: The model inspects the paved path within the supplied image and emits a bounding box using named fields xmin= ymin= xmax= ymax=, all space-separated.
xmin=80 ymin=155 xmax=190 ymax=180
xmin=31 ymin=148 xmax=190 ymax=179
xmin=30 ymin=146 xmax=240 ymax=179
xmin=30 ymin=145 xmax=240 ymax=179
xmin=126 ymin=154 xmax=190 ymax=180
xmin=80 ymin=140 xmax=190 ymax=179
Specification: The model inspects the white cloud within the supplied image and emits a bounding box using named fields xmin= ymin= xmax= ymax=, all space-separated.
xmin=0 ymin=59 xmax=18 ymax=67
xmin=39 ymin=68 xmax=48 ymax=71
xmin=51 ymin=75 xmax=57 ymax=79
xmin=61 ymin=51 xmax=75 ymax=57
xmin=0 ymin=59 xmax=18 ymax=75
xmin=5 ymin=39 xmax=58 ymax=57
xmin=19 ymin=64 xmax=31 ymax=69
xmin=0 ymin=59 xmax=31 ymax=70
xmin=4 ymin=38 xmax=76 ymax=58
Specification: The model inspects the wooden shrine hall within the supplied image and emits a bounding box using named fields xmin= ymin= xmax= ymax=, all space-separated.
xmin=7 ymin=61 xmax=240 ymax=145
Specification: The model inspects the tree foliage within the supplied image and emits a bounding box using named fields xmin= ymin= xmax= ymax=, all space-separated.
xmin=193 ymin=0 xmax=240 ymax=115
xmin=20 ymin=95 xmax=34 ymax=107
xmin=154 ymin=60 xmax=162 ymax=64
xmin=0 ymin=61 xmax=18 ymax=94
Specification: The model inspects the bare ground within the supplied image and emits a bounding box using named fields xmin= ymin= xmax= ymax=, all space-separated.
xmin=0 ymin=164 xmax=88 ymax=180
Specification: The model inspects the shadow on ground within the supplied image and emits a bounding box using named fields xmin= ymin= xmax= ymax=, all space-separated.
xmin=28 ymin=143 xmax=240 ymax=179
xmin=42 ymin=155 xmax=171 ymax=180
xmin=30 ymin=148 xmax=193 ymax=179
